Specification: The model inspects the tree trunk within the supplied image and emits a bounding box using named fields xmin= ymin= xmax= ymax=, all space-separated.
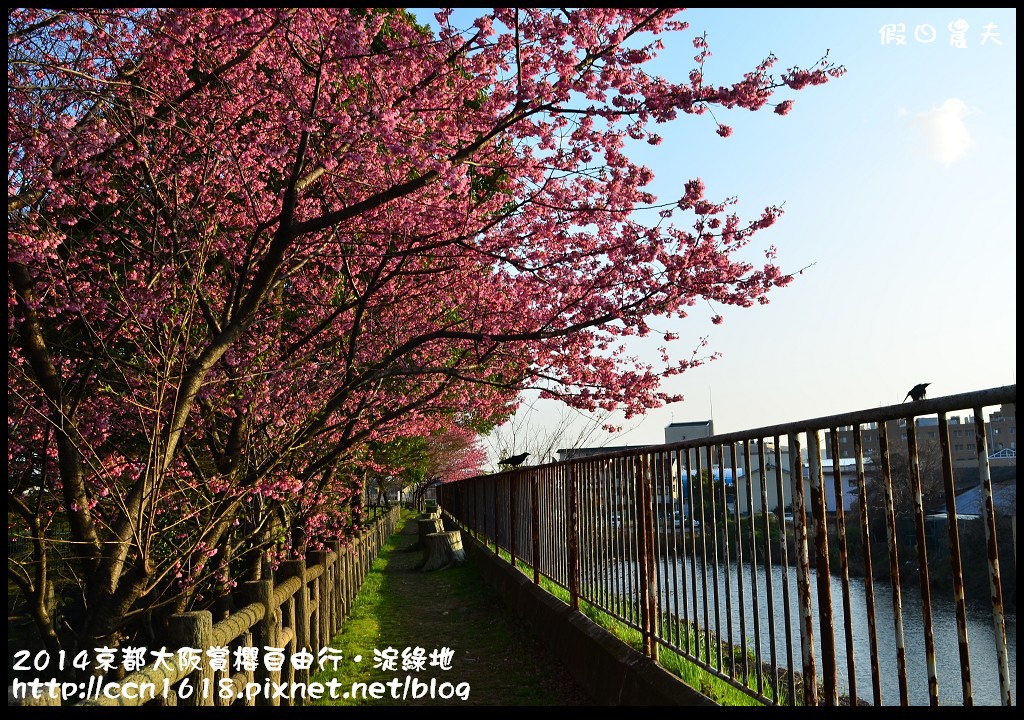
xmin=417 ymin=516 xmax=443 ymax=548
xmin=421 ymin=531 xmax=466 ymax=572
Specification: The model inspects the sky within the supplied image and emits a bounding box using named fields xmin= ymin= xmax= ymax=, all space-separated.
xmin=413 ymin=9 xmax=1017 ymax=464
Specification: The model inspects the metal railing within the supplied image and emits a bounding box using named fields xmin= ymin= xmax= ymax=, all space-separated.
xmin=439 ymin=385 xmax=1017 ymax=706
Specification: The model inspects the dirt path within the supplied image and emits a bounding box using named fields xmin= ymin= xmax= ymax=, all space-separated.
xmin=314 ymin=514 xmax=594 ymax=706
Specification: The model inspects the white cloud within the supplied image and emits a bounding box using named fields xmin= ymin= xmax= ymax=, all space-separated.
xmin=911 ymin=98 xmax=975 ymax=166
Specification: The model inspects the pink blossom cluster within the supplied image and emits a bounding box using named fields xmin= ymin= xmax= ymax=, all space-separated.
xmin=8 ymin=8 xmax=841 ymax=652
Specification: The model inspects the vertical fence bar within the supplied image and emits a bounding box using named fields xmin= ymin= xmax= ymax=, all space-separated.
xmin=665 ymin=450 xmax=682 ymax=652
xmin=627 ymin=455 xmax=637 ymax=626
xmin=536 ymin=473 xmax=544 ymax=585
xmin=755 ymin=439 xmax=776 ymax=703
xmin=807 ymin=430 xmax=836 ymax=705
xmin=719 ymin=442 xmax=735 ymax=680
xmin=588 ymin=460 xmax=599 ymax=607
xmin=706 ymin=444 xmax=722 ymax=673
xmin=729 ymin=441 xmax=746 ymax=685
xmin=614 ymin=456 xmax=627 ymax=622
xmin=472 ymin=480 xmax=479 ymax=541
xmin=937 ymin=413 xmax=973 ymax=705
xmin=853 ymin=425 xmax=882 ymax=706
xmin=636 ymin=453 xmax=653 ymax=657
xmin=906 ymin=422 xmax=939 ymax=706
xmin=773 ymin=439 xmax=796 ymax=706
xmin=638 ymin=452 xmax=655 ymax=663
xmin=579 ymin=461 xmax=590 ymax=603
xmin=676 ymin=447 xmax=692 ymax=658
xmin=879 ymin=423 xmax=909 ymax=705
xmin=599 ymin=459 xmax=611 ymax=614
xmin=684 ymin=447 xmax=699 ymax=662
xmin=509 ymin=475 xmax=518 ymax=570
xmin=491 ymin=479 xmax=499 ymax=557
xmin=568 ymin=462 xmax=581 ymax=611
xmin=694 ymin=445 xmax=710 ymax=665
xmin=742 ymin=439 xmax=763 ymax=698
xmin=973 ymin=409 xmax=1012 ymax=706
xmin=539 ymin=467 xmax=547 ymax=580
xmin=557 ymin=465 xmax=565 ymax=583
xmin=788 ymin=432 xmax=818 ymax=706
xmin=483 ymin=479 xmax=491 ymax=553
xmin=610 ymin=457 xmax=622 ymax=620
xmin=597 ymin=461 xmax=607 ymax=613
xmin=828 ymin=429 xmax=857 ymax=707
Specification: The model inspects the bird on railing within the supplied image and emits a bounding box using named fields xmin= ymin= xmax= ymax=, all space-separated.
xmin=498 ymin=452 xmax=530 ymax=467
xmin=904 ymin=383 xmax=930 ymax=402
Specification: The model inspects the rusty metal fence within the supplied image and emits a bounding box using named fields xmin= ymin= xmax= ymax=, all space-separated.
xmin=438 ymin=385 xmax=1016 ymax=706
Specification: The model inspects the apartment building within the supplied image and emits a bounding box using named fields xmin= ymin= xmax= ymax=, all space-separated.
xmin=825 ymin=403 xmax=1016 ymax=470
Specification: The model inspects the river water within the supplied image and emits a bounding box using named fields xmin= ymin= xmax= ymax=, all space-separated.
xmin=602 ymin=558 xmax=1016 ymax=706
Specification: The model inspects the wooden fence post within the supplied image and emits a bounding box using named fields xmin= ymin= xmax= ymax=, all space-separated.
xmin=324 ymin=549 xmax=336 ymax=640
xmin=332 ymin=540 xmax=344 ymax=634
xmin=307 ymin=550 xmax=329 ymax=654
xmin=340 ymin=549 xmax=351 ymax=620
xmin=166 ymin=611 xmax=214 ymax=707
xmin=279 ymin=560 xmax=310 ymax=689
xmin=243 ymin=580 xmax=279 ymax=707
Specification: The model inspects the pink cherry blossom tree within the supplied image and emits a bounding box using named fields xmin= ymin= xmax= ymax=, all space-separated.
xmin=8 ymin=7 xmax=843 ymax=661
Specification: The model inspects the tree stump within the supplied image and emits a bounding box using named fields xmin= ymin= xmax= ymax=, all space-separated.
xmin=421 ymin=531 xmax=466 ymax=572
xmin=417 ymin=516 xmax=444 ymax=548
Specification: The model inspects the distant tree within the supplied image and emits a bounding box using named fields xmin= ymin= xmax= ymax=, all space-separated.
xmin=487 ymin=397 xmax=626 ymax=470
xmin=864 ymin=436 xmax=946 ymax=526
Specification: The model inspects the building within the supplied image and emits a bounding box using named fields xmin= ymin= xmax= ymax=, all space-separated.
xmin=664 ymin=419 xmax=715 ymax=445
xmin=825 ymin=403 xmax=1016 ymax=470
xmin=987 ymin=403 xmax=1017 ymax=465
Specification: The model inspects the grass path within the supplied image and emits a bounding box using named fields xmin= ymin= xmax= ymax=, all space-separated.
xmin=311 ymin=511 xmax=594 ymax=706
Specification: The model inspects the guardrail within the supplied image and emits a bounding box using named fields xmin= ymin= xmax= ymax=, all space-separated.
xmin=439 ymin=386 xmax=1017 ymax=706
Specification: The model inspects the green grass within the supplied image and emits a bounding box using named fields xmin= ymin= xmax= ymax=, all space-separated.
xmin=310 ymin=511 xmax=592 ymax=706
xmin=311 ymin=512 xmax=798 ymax=706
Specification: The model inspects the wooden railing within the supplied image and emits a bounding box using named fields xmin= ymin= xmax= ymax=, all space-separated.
xmin=11 ymin=506 xmax=400 ymax=707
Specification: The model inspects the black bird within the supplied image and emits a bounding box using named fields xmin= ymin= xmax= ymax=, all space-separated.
xmin=904 ymin=383 xmax=930 ymax=402
xmin=498 ymin=452 xmax=530 ymax=467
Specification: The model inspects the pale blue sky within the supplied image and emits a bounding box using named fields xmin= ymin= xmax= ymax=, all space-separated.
xmin=414 ymin=9 xmax=1017 ymax=457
